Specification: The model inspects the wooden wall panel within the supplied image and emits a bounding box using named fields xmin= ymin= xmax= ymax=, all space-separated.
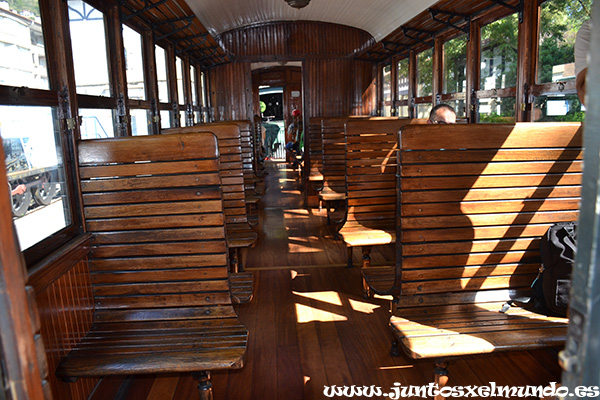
xmin=209 ymin=62 xmax=253 ymax=121
xmin=36 ymin=260 xmax=96 ymax=400
xmin=220 ymin=21 xmax=373 ymax=61
xmin=351 ymin=60 xmax=377 ymax=116
xmin=303 ymin=58 xmax=354 ymax=118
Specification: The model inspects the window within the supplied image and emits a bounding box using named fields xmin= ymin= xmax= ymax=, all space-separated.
xmin=156 ymin=45 xmax=169 ymax=103
xmin=397 ymin=59 xmax=409 ymax=117
xmin=417 ymin=48 xmax=433 ymax=98
xmin=416 ymin=103 xmax=432 ymax=119
xmin=176 ymin=56 xmax=184 ymax=106
xmin=2 ymin=106 xmax=71 ymax=250
xmin=444 ymin=35 xmax=467 ymax=95
xmin=537 ymin=0 xmax=591 ymax=84
xmin=79 ymin=108 xmax=115 ymax=139
xmin=130 ymin=109 xmax=150 ymax=135
xmin=480 ymin=13 xmax=518 ymax=90
xmin=0 ymin=7 xmax=49 ymax=90
xmin=68 ymin=1 xmax=110 ymax=96
xmin=200 ymin=71 xmax=208 ymax=122
xmin=1 ymin=0 xmax=74 ymax=254
xmin=478 ymin=97 xmax=516 ymax=123
xmin=382 ymin=64 xmax=392 ymax=117
xmin=190 ymin=65 xmax=197 ymax=124
xmin=533 ymin=94 xmax=584 ymax=121
xmin=123 ymin=25 xmax=146 ymax=100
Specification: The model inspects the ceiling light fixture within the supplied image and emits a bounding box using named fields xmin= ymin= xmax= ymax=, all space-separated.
xmin=285 ymin=0 xmax=310 ymax=9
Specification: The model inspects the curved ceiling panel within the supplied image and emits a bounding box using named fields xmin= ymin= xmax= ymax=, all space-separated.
xmin=184 ymin=0 xmax=438 ymax=42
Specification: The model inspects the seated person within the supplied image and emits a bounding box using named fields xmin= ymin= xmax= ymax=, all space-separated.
xmin=285 ymin=109 xmax=303 ymax=166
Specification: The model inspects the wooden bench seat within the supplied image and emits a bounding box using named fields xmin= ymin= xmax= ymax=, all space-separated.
xmin=339 ymin=118 xmax=422 ymax=271
xmin=391 ymin=300 xmax=568 ymax=359
xmin=306 ymin=117 xmax=324 ymax=207
xmin=318 ymin=117 xmax=364 ymax=232
xmin=56 ymin=133 xmax=248 ymax=399
xmin=164 ymin=124 xmax=258 ymax=275
xmin=386 ymin=122 xmax=582 ymax=398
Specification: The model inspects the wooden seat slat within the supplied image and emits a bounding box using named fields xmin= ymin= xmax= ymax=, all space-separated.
xmin=85 ymin=214 xmax=225 ymax=232
xmin=401 ymin=148 xmax=583 ymax=164
xmin=90 ymin=254 xmax=227 ymax=269
xmin=403 ymin=186 xmax=581 ymax=204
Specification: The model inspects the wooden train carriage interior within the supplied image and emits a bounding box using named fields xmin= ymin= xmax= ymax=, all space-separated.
xmin=1 ymin=0 xmax=598 ymax=399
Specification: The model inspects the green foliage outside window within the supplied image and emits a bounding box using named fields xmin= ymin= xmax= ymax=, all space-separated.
xmin=417 ymin=48 xmax=433 ymax=97
xmin=538 ymin=0 xmax=592 ymax=83
xmin=444 ymin=35 xmax=467 ymax=94
xmin=6 ymin=0 xmax=40 ymax=16
xmin=481 ymin=13 xmax=518 ymax=90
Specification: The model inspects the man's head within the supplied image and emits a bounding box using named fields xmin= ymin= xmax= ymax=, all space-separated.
xmin=428 ymin=104 xmax=457 ymax=124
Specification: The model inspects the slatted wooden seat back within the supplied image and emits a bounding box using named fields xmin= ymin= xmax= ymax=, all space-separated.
xmin=397 ymin=122 xmax=582 ymax=304
xmin=163 ymin=124 xmax=257 ymax=274
xmin=306 ymin=117 xmax=324 ymax=206
xmin=339 ymin=118 xmax=417 ymax=267
xmin=253 ymin=115 xmax=266 ymax=176
xmin=320 ymin=117 xmax=367 ymax=197
xmin=389 ymin=123 xmax=581 ymax=392
xmin=56 ymin=133 xmax=247 ymax=398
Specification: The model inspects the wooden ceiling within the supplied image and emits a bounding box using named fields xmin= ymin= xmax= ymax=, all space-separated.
xmin=121 ymin=0 xmax=521 ymax=67
xmin=121 ymin=0 xmax=230 ymax=68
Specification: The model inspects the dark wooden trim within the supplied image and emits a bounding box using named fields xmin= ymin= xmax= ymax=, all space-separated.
xmin=0 ymin=141 xmax=46 ymax=400
xmin=0 ymin=86 xmax=59 ymax=106
xmin=28 ymin=234 xmax=94 ymax=294
xmin=466 ymin=19 xmax=480 ymax=122
xmin=530 ymin=81 xmax=577 ymax=96
xmin=516 ymin=0 xmax=538 ymax=121
xmin=77 ymin=94 xmax=117 ymax=109
xmin=476 ymin=87 xmax=517 ymax=99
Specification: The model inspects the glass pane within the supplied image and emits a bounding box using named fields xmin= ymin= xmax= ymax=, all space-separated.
xmin=2 ymin=106 xmax=71 ymax=250
xmin=480 ymin=13 xmax=518 ymax=90
xmin=397 ymin=105 xmax=409 ymax=118
xmin=191 ymin=65 xmax=198 ymax=106
xmin=444 ymin=35 xmax=467 ymax=94
xmin=533 ymin=94 xmax=585 ymax=121
xmin=478 ymin=97 xmax=516 ymax=123
xmin=397 ymin=59 xmax=409 ymax=100
xmin=382 ymin=64 xmax=391 ymax=103
xmin=130 ymin=109 xmax=149 ymax=135
xmin=160 ymin=110 xmax=170 ymax=129
xmin=155 ymin=46 xmax=169 ymax=103
xmin=382 ymin=106 xmax=391 ymax=117
xmin=180 ymin=110 xmax=186 ymax=126
xmin=0 ymin=0 xmax=49 ymax=90
xmin=538 ymin=0 xmax=591 ymax=84
xmin=68 ymin=1 xmax=110 ymax=96
xmin=79 ymin=109 xmax=114 ymax=139
xmin=176 ymin=57 xmax=184 ymax=105
xmin=444 ymin=99 xmax=467 ymax=119
xmin=123 ymin=25 xmax=145 ymax=100
xmin=417 ymin=48 xmax=433 ymax=97
xmin=200 ymin=72 xmax=207 ymax=107
xmin=416 ymin=103 xmax=432 ymax=118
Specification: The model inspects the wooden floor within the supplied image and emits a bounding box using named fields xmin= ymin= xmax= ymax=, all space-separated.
xmin=89 ymin=162 xmax=563 ymax=400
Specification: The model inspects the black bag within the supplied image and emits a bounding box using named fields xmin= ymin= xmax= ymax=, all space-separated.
xmin=531 ymin=221 xmax=577 ymax=317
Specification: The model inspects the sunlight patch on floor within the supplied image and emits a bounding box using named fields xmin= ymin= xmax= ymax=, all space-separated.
xmin=348 ymin=298 xmax=381 ymax=314
xmin=295 ymin=303 xmax=348 ymax=323
xmin=288 ymin=236 xmax=322 ymax=253
xmin=293 ymin=290 xmax=342 ymax=306
xmin=379 ymin=365 xmax=414 ymax=370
